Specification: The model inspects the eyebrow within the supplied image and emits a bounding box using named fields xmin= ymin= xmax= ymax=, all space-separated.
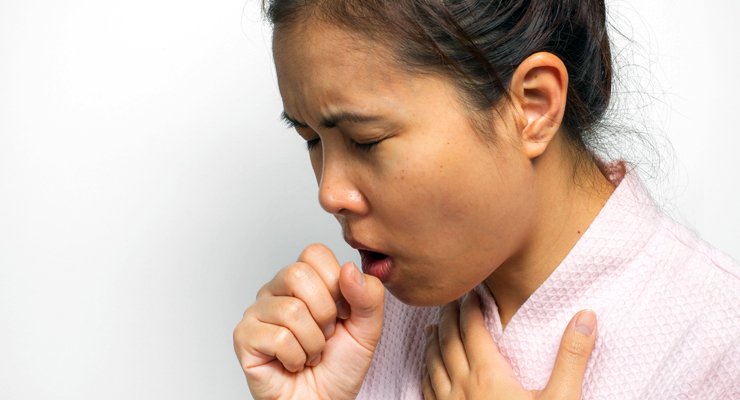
xmin=281 ymin=110 xmax=384 ymax=129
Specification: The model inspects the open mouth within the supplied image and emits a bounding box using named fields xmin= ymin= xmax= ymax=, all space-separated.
xmin=360 ymin=250 xmax=388 ymax=262
xmin=358 ymin=249 xmax=393 ymax=282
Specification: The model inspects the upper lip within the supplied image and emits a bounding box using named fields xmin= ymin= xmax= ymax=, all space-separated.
xmin=344 ymin=236 xmax=381 ymax=253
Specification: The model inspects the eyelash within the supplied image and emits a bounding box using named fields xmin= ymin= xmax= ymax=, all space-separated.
xmin=306 ymin=138 xmax=320 ymax=151
xmin=352 ymin=140 xmax=381 ymax=152
xmin=305 ymin=138 xmax=381 ymax=152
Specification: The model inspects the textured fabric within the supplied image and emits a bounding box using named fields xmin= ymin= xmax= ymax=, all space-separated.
xmin=356 ymin=166 xmax=740 ymax=400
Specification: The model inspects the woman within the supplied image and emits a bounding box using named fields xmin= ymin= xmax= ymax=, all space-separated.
xmin=233 ymin=1 xmax=740 ymax=399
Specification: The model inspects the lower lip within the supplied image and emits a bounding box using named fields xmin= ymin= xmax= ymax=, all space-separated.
xmin=359 ymin=251 xmax=393 ymax=283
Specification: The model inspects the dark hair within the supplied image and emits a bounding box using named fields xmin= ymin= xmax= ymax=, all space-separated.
xmin=263 ymin=0 xmax=613 ymax=155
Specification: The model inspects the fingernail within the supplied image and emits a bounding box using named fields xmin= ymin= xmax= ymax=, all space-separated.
xmin=336 ymin=298 xmax=350 ymax=320
xmin=307 ymin=354 xmax=321 ymax=367
xmin=323 ymin=322 xmax=336 ymax=339
xmin=575 ymin=310 xmax=597 ymax=336
xmin=424 ymin=325 xmax=433 ymax=337
xmin=352 ymin=263 xmax=365 ymax=286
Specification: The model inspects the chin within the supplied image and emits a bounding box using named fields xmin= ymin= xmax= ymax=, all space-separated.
xmin=384 ymin=281 xmax=468 ymax=307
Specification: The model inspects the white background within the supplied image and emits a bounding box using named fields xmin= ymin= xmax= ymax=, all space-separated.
xmin=0 ymin=0 xmax=737 ymax=399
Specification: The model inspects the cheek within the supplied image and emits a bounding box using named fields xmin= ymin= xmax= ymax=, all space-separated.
xmin=369 ymin=164 xmax=481 ymax=265
xmin=378 ymin=147 xmax=497 ymax=229
xmin=383 ymin=145 xmax=530 ymax=258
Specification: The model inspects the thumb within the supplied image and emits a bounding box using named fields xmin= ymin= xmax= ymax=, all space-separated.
xmin=541 ymin=310 xmax=597 ymax=399
xmin=338 ymin=262 xmax=385 ymax=350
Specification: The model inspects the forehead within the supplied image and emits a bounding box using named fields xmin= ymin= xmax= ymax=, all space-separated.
xmin=271 ymin=21 xmax=418 ymax=121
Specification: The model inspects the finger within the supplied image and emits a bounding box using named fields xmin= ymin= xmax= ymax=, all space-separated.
xmin=297 ymin=244 xmax=347 ymax=330
xmin=437 ymin=301 xmax=470 ymax=379
xmin=424 ymin=325 xmax=451 ymax=397
xmin=234 ymin=318 xmax=307 ymax=373
xmin=459 ymin=291 xmax=510 ymax=372
xmin=421 ymin=370 xmax=438 ymax=400
xmin=257 ymin=261 xmax=339 ymax=338
xmin=337 ymin=262 xmax=385 ymax=350
xmin=542 ymin=309 xmax=598 ymax=399
xmin=250 ymin=296 xmax=327 ymax=363
xmin=296 ymin=243 xmax=343 ymax=300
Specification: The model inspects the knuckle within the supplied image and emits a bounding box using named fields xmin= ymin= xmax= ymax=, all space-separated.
xmin=242 ymin=299 xmax=268 ymax=323
xmin=255 ymin=283 xmax=270 ymax=299
xmin=273 ymin=326 xmax=295 ymax=348
xmin=438 ymin=328 xmax=455 ymax=348
xmin=241 ymin=303 xmax=256 ymax=319
xmin=306 ymin=341 xmax=326 ymax=361
xmin=300 ymin=243 xmax=331 ymax=261
xmin=232 ymin=323 xmax=243 ymax=344
xmin=284 ymin=262 xmax=313 ymax=286
xmin=232 ymin=321 xmax=251 ymax=347
xmin=283 ymin=297 xmax=308 ymax=321
xmin=471 ymin=368 xmax=490 ymax=390
xmin=243 ymin=367 xmax=262 ymax=382
xmin=316 ymin=300 xmax=338 ymax=323
xmin=273 ymin=328 xmax=306 ymax=370
xmin=564 ymin=336 xmax=589 ymax=361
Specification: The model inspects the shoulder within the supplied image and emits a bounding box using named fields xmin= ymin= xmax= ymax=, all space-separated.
xmin=564 ymin=174 xmax=740 ymax=396
xmin=626 ymin=211 xmax=740 ymax=332
xmin=650 ymin=214 xmax=740 ymax=291
xmin=592 ymin=213 xmax=740 ymax=397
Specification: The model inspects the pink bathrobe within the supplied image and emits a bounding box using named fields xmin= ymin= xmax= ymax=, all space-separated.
xmin=357 ymin=166 xmax=740 ymax=399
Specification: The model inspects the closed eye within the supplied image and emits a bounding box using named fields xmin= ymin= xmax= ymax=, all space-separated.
xmin=306 ymin=137 xmax=321 ymax=151
xmin=306 ymin=138 xmax=382 ymax=152
xmin=352 ymin=139 xmax=381 ymax=152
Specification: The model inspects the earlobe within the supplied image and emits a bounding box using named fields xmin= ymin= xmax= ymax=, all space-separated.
xmin=510 ymin=52 xmax=569 ymax=160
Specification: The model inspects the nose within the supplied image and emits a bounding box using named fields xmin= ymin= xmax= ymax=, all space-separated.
xmin=317 ymin=157 xmax=369 ymax=217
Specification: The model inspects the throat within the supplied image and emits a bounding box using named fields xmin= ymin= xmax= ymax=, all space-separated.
xmin=484 ymin=160 xmax=616 ymax=330
xmin=485 ymin=267 xmax=543 ymax=330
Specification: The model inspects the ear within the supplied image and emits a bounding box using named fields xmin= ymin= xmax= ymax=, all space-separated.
xmin=509 ymin=52 xmax=569 ymax=160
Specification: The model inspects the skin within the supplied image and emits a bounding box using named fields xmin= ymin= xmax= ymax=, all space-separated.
xmin=423 ymin=292 xmax=597 ymax=400
xmin=233 ymin=19 xmax=612 ymax=399
xmin=272 ymin=21 xmax=614 ymax=312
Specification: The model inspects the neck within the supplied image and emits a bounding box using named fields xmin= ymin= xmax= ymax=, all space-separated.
xmin=484 ymin=138 xmax=615 ymax=329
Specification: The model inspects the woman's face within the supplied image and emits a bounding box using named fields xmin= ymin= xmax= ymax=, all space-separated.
xmin=273 ymin=22 xmax=536 ymax=306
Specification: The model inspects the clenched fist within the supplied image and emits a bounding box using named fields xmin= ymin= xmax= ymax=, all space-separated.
xmin=233 ymin=244 xmax=385 ymax=400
